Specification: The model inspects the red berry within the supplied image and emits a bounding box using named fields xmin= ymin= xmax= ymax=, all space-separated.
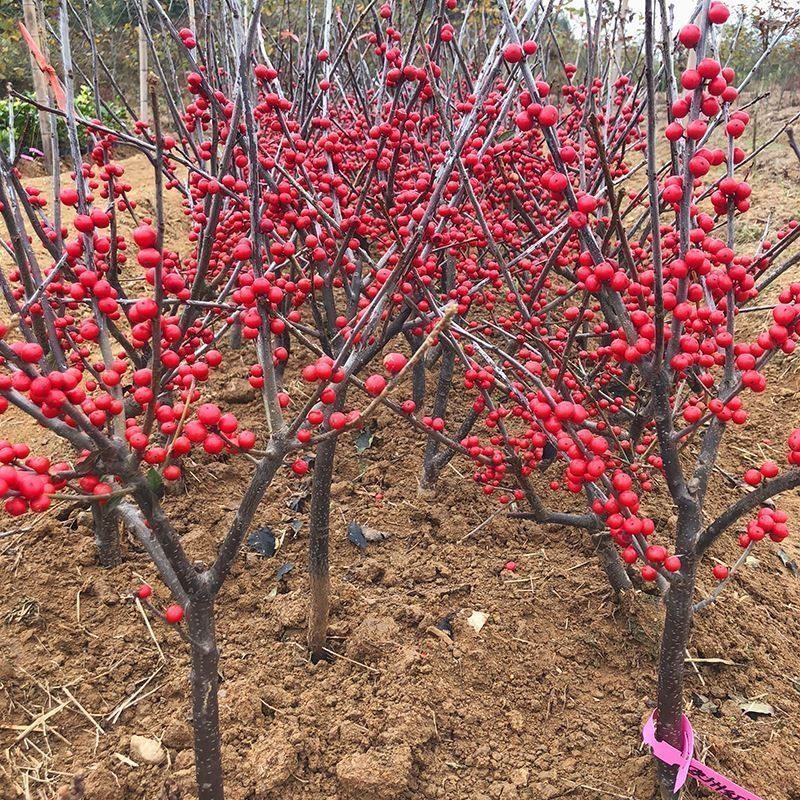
xmin=503 ymin=43 xmax=524 ymax=63
xmin=645 ymin=545 xmax=667 ymax=563
xmin=708 ymin=2 xmax=730 ymax=24
xmin=641 ymin=565 xmax=658 ymax=582
xmin=678 ymin=24 xmax=701 ymax=48
xmin=60 ymin=187 xmax=79 ymax=206
xmin=743 ymin=469 xmax=762 ymax=486
xmin=163 ymin=464 xmax=182 ymax=481
xmin=165 ymin=604 xmax=184 ymax=624
xmin=364 ymin=374 xmax=387 ymax=396
xmin=760 ymin=461 xmax=779 ymax=479
xmin=233 ymin=239 xmax=252 ymax=260
xmin=712 ymin=564 xmax=729 ymax=580
xmin=133 ymin=225 xmax=157 ymax=248
xmin=238 ymin=430 xmax=256 ymax=449
xmin=203 ymin=434 xmax=225 ymax=455
xmin=137 ymin=584 xmax=152 ymax=599
xmin=664 ymin=556 xmax=682 ymax=573
xmin=74 ymin=214 xmax=94 ymax=233
xmin=291 ymin=459 xmax=309 ymax=476
xmin=383 ymin=352 xmax=408 ymax=374
xmin=197 ymin=403 xmax=221 ymax=426
xmin=538 ymin=105 xmax=558 ymax=127
xmin=19 ymin=343 xmax=44 ymax=363
xmin=329 ymin=411 xmax=347 ymax=430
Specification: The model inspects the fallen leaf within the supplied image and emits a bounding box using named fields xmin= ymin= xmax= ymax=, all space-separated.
xmin=466 ymin=610 xmax=489 ymax=633
xmin=355 ymin=425 xmax=376 ymax=454
xmin=738 ymin=700 xmax=774 ymax=718
xmin=287 ymin=491 xmax=310 ymax=513
xmin=691 ymin=693 xmax=718 ymax=714
xmin=434 ymin=611 xmax=456 ymax=637
xmin=347 ymin=521 xmax=367 ymax=549
xmin=286 ymin=518 xmax=303 ymax=535
xmin=247 ymin=527 xmax=276 ymax=557
xmin=362 ymin=525 xmax=391 ymax=543
xmin=776 ymin=549 xmax=798 ymax=576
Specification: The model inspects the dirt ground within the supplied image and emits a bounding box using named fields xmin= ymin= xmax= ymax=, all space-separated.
xmin=2 ymin=110 xmax=800 ymax=800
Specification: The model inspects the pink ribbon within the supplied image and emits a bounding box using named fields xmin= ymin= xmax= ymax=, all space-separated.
xmin=642 ymin=713 xmax=764 ymax=800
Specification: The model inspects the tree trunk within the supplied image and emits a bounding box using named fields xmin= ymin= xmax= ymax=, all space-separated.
xmin=92 ymin=504 xmax=121 ymax=567
xmin=421 ymin=346 xmax=455 ymax=490
xmin=404 ymin=331 xmax=426 ymax=410
xmin=6 ymin=82 xmax=16 ymax=162
xmin=613 ymin=0 xmax=629 ymax=79
xmin=229 ymin=320 xmax=242 ymax=350
xmin=138 ymin=23 xmax=149 ymax=124
xmin=307 ymin=432 xmax=337 ymax=662
xmin=21 ymin=0 xmax=55 ymax=172
xmin=655 ymin=556 xmax=697 ymax=800
xmin=187 ymin=592 xmax=224 ymax=800
xmin=594 ymin=533 xmax=632 ymax=593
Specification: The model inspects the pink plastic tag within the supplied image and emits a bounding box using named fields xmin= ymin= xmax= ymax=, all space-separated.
xmin=642 ymin=713 xmax=764 ymax=800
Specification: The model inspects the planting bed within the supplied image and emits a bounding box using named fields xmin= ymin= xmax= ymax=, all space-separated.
xmin=4 ymin=0 xmax=800 ymax=779
xmin=2 ymin=148 xmax=800 ymax=798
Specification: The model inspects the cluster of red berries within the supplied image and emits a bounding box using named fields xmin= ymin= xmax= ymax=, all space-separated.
xmin=1 ymin=2 xmax=797 ymax=608
xmin=0 ymin=441 xmax=66 ymax=515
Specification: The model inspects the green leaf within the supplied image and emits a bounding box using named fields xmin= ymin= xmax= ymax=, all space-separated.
xmin=146 ymin=468 xmax=164 ymax=493
xmin=354 ymin=427 xmax=375 ymax=454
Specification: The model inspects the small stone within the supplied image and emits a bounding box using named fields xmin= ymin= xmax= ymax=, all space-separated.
xmin=508 ymin=710 xmax=525 ymax=733
xmin=173 ymin=750 xmax=194 ymax=771
xmin=162 ymin=720 xmax=193 ymax=750
xmin=83 ymin=767 xmax=117 ymax=797
xmin=129 ymin=735 xmax=166 ymax=765
xmin=509 ymin=768 xmax=529 ymax=787
xmin=346 ymin=616 xmax=401 ymax=664
xmin=249 ymin=729 xmax=297 ymax=797
xmin=489 ymin=782 xmax=518 ymax=799
xmin=466 ymin=610 xmax=489 ymax=633
xmin=218 ymin=379 xmax=253 ymax=404
xmin=0 ymin=657 xmax=16 ymax=682
xmin=75 ymin=537 xmax=96 ymax=566
xmin=76 ymin=511 xmax=93 ymax=529
xmin=336 ymin=745 xmax=413 ymax=799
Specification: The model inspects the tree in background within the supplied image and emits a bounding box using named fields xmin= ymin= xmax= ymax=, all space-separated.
xmin=721 ymin=1 xmax=800 ymax=103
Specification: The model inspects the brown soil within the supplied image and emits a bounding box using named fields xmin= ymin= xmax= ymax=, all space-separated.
xmin=3 ymin=119 xmax=800 ymax=800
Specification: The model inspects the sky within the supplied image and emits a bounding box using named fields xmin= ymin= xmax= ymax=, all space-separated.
xmin=568 ymin=0 xmax=800 ymax=37
xmin=623 ymin=0 xmax=799 ymax=24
